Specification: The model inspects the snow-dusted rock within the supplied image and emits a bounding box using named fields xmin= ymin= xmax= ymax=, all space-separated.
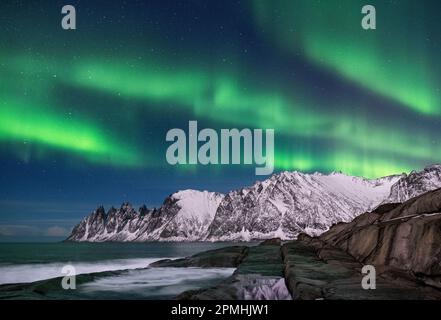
xmin=385 ymin=165 xmax=441 ymax=203
xmin=207 ymin=171 xmax=402 ymax=240
xmin=67 ymin=191 xmax=223 ymax=242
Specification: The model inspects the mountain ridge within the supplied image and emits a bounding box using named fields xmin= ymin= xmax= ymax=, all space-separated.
xmin=66 ymin=165 xmax=441 ymax=242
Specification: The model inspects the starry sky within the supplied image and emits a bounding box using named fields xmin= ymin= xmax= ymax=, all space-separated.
xmin=1 ymin=0 xmax=441 ymax=241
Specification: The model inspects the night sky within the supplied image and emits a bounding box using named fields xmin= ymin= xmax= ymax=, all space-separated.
xmin=1 ymin=0 xmax=440 ymax=240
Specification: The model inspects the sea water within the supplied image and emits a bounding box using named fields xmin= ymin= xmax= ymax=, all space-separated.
xmin=0 ymin=242 xmax=239 ymax=299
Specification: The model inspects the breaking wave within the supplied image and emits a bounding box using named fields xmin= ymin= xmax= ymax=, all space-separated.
xmin=0 ymin=258 xmax=163 ymax=285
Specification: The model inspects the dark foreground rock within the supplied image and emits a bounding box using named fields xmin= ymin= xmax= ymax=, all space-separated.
xmin=283 ymin=241 xmax=441 ymax=299
xmin=0 ymin=270 xmax=124 ymax=300
xmin=155 ymin=189 xmax=441 ymax=300
xmin=259 ymin=238 xmax=283 ymax=246
xmin=310 ymin=188 xmax=441 ymax=290
xmin=149 ymin=246 xmax=248 ymax=268
xmin=171 ymin=237 xmax=441 ymax=300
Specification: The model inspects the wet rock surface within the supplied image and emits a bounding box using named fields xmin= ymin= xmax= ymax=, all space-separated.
xmin=0 ymin=270 xmax=124 ymax=300
xmin=174 ymin=243 xmax=289 ymax=300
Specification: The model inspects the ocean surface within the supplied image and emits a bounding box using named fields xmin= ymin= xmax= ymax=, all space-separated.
xmin=0 ymin=242 xmax=241 ymax=299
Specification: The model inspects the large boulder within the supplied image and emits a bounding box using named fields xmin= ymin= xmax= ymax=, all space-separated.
xmin=315 ymin=188 xmax=441 ymax=288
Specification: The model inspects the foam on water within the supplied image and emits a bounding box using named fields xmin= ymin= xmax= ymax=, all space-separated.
xmin=0 ymin=258 xmax=164 ymax=285
xmin=80 ymin=267 xmax=235 ymax=299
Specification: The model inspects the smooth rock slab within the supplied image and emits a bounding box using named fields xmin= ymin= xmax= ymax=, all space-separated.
xmin=283 ymin=241 xmax=441 ymax=300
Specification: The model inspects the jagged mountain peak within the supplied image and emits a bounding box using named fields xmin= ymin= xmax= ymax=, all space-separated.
xmin=120 ymin=202 xmax=134 ymax=209
xmin=423 ymin=163 xmax=441 ymax=171
xmin=385 ymin=164 xmax=441 ymax=203
xmin=67 ymin=189 xmax=223 ymax=242
xmin=95 ymin=205 xmax=106 ymax=214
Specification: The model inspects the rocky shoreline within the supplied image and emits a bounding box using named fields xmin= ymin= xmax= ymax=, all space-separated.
xmin=2 ymin=187 xmax=441 ymax=300
xmin=151 ymin=188 xmax=441 ymax=300
xmin=149 ymin=239 xmax=440 ymax=300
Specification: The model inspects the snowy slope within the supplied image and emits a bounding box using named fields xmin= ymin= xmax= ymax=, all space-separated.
xmin=206 ymin=171 xmax=402 ymax=240
xmin=151 ymin=190 xmax=224 ymax=241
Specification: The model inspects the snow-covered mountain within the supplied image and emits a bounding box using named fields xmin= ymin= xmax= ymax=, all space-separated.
xmin=385 ymin=165 xmax=441 ymax=203
xmin=67 ymin=190 xmax=223 ymax=242
xmin=206 ymin=171 xmax=402 ymax=240
xmin=66 ymin=165 xmax=441 ymax=242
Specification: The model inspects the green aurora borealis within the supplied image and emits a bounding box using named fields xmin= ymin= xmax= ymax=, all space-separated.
xmin=1 ymin=0 xmax=441 ymax=239
xmin=1 ymin=0 xmax=441 ymax=209
xmin=253 ymin=0 xmax=441 ymax=116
